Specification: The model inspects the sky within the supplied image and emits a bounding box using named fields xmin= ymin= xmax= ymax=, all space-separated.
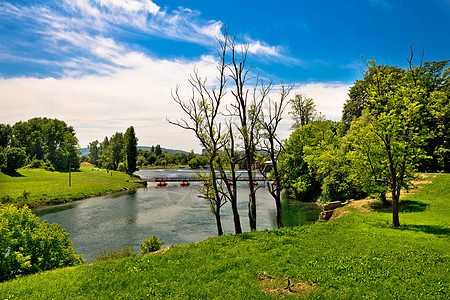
xmin=1 ymin=0 xmax=449 ymax=152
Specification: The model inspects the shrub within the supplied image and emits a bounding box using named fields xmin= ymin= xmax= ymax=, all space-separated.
xmin=94 ymin=246 xmax=136 ymax=262
xmin=140 ymin=235 xmax=164 ymax=255
xmin=0 ymin=204 xmax=84 ymax=282
xmin=117 ymin=162 xmax=126 ymax=172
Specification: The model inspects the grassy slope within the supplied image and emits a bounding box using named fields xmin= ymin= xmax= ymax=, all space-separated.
xmin=0 ymin=175 xmax=449 ymax=299
xmin=0 ymin=166 xmax=143 ymax=207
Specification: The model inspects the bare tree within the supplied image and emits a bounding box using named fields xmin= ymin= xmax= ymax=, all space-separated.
xmin=168 ymin=34 xmax=228 ymax=236
xmin=258 ymin=84 xmax=293 ymax=229
xmin=227 ymin=36 xmax=270 ymax=230
xmin=216 ymin=122 xmax=242 ymax=234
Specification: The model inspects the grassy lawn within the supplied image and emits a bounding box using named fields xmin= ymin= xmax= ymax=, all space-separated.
xmin=0 ymin=166 xmax=143 ymax=207
xmin=0 ymin=174 xmax=448 ymax=299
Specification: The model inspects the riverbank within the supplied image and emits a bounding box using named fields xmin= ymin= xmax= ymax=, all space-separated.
xmin=1 ymin=174 xmax=448 ymax=298
xmin=0 ymin=166 xmax=143 ymax=207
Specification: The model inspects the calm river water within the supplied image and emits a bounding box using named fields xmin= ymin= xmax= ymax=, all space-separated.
xmin=33 ymin=169 xmax=320 ymax=263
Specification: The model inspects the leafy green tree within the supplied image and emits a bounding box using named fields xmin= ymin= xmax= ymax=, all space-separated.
xmin=124 ymin=126 xmax=138 ymax=175
xmin=346 ymin=60 xmax=428 ymax=228
xmin=289 ymin=93 xmax=318 ymax=129
xmin=102 ymin=132 xmax=124 ymax=170
xmin=1 ymin=147 xmax=27 ymax=173
xmin=341 ymin=64 xmax=404 ymax=134
xmin=88 ymin=140 xmax=100 ymax=166
xmin=0 ymin=204 xmax=84 ymax=282
xmin=155 ymin=144 xmax=162 ymax=156
xmin=10 ymin=117 xmax=80 ymax=171
xmin=0 ymin=124 xmax=12 ymax=148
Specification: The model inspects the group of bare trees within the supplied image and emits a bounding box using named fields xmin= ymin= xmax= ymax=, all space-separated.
xmin=169 ymin=30 xmax=292 ymax=235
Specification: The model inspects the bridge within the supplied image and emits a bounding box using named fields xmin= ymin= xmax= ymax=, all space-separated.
xmin=139 ymin=176 xmax=266 ymax=182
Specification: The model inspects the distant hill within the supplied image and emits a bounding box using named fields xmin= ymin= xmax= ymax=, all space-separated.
xmin=79 ymin=146 xmax=189 ymax=156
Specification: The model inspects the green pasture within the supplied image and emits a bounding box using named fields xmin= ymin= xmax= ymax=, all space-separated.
xmin=0 ymin=166 xmax=143 ymax=207
xmin=0 ymin=174 xmax=448 ymax=299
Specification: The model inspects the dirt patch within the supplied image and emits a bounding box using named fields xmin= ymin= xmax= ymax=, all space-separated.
xmin=347 ymin=197 xmax=377 ymax=212
xmin=258 ymin=271 xmax=315 ymax=298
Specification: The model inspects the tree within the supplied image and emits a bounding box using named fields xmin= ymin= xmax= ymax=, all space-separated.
xmin=257 ymin=84 xmax=293 ymax=228
xmin=169 ymin=32 xmax=229 ymax=236
xmin=228 ymin=36 xmax=267 ymax=231
xmin=155 ymin=144 xmax=162 ymax=156
xmin=88 ymin=140 xmax=100 ymax=166
xmin=341 ymin=64 xmax=404 ymax=134
xmin=1 ymin=147 xmax=27 ymax=173
xmin=10 ymin=117 xmax=80 ymax=171
xmin=0 ymin=204 xmax=84 ymax=282
xmin=288 ymin=93 xmax=318 ymax=129
xmin=102 ymin=132 xmax=124 ymax=170
xmin=0 ymin=124 xmax=12 ymax=148
xmin=124 ymin=126 xmax=138 ymax=175
xmin=346 ymin=59 xmax=428 ymax=228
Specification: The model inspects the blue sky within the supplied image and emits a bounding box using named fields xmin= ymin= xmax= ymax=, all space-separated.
xmin=1 ymin=0 xmax=449 ymax=151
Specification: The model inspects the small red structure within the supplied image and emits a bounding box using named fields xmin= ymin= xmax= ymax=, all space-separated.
xmin=180 ymin=181 xmax=190 ymax=186
xmin=253 ymin=181 xmax=258 ymax=185
xmin=157 ymin=181 xmax=167 ymax=187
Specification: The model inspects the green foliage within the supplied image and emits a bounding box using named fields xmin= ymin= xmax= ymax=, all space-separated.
xmin=124 ymin=126 xmax=138 ymax=175
xmin=1 ymin=147 xmax=27 ymax=173
xmin=0 ymin=204 xmax=84 ymax=281
xmin=94 ymin=246 xmax=136 ymax=262
xmin=188 ymin=155 xmax=208 ymax=169
xmin=288 ymin=93 xmax=318 ymax=128
xmin=117 ymin=162 xmax=125 ymax=172
xmin=10 ymin=117 xmax=80 ymax=171
xmin=140 ymin=235 xmax=164 ymax=255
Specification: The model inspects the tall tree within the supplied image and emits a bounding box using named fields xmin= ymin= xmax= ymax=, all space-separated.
xmin=346 ymin=59 xmax=427 ymax=228
xmin=169 ymin=32 xmax=229 ymax=236
xmin=258 ymin=84 xmax=293 ymax=229
xmin=288 ymin=93 xmax=318 ymax=129
xmin=228 ymin=36 xmax=267 ymax=231
xmin=88 ymin=140 xmax=100 ymax=166
xmin=124 ymin=126 xmax=138 ymax=175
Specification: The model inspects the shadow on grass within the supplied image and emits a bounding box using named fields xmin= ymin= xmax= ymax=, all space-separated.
xmin=403 ymin=224 xmax=450 ymax=236
xmin=370 ymin=200 xmax=429 ymax=213
xmin=3 ymin=171 xmax=25 ymax=177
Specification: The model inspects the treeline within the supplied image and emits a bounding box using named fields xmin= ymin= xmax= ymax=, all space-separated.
xmin=85 ymin=141 xmax=209 ymax=169
xmin=85 ymin=126 xmax=138 ymax=175
xmin=280 ymin=57 xmax=449 ymax=228
xmin=0 ymin=117 xmax=79 ymax=173
xmin=136 ymin=146 xmax=207 ymax=169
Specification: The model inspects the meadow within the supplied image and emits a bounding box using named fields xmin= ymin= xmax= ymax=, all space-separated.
xmin=0 ymin=174 xmax=448 ymax=299
xmin=0 ymin=166 xmax=143 ymax=207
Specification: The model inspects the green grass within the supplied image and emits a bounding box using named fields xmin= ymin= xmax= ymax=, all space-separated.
xmin=0 ymin=174 xmax=448 ymax=299
xmin=0 ymin=166 xmax=143 ymax=207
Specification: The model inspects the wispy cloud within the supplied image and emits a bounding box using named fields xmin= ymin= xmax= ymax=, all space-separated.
xmin=1 ymin=1 xmax=293 ymax=77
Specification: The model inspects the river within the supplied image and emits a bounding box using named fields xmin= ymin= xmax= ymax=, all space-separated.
xmin=33 ymin=169 xmax=321 ymax=263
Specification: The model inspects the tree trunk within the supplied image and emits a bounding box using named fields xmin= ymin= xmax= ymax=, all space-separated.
xmin=215 ymin=206 xmax=224 ymax=236
xmin=391 ymin=192 xmax=401 ymax=228
xmin=275 ymin=194 xmax=283 ymax=229
xmin=246 ymin=153 xmax=257 ymax=230
xmin=231 ymin=199 xmax=242 ymax=234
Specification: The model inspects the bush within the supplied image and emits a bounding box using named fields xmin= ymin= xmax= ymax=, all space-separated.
xmin=0 ymin=204 xmax=84 ymax=282
xmin=140 ymin=235 xmax=164 ymax=255
xmin=94 ymin=246 xmax=136 ymax=262
xmin=117 ymin=162 xmax=126 ymax=172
